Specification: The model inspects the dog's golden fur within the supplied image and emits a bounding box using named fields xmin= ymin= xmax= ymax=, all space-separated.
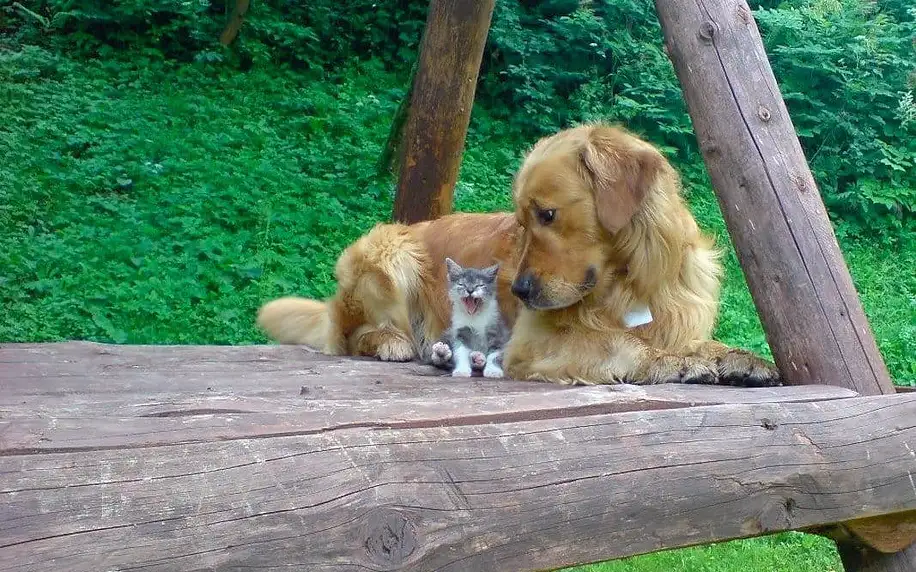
xmin=257 ymin=123 xmax=779 ymax=386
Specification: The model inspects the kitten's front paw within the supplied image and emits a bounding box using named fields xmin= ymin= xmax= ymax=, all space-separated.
xmin=430 ymin=341 xmax=452 ymax=366
xmin=451 ymin=367 xmax=472 ymax=378
xmin=483 ymin=364 xmax=504 ymax=378
xmin=469 ymin=351 xmax=486 ymax=370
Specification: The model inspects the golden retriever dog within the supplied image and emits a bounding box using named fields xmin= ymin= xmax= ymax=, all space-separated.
xmin=257 ymin=123 xmax=780 ymax=386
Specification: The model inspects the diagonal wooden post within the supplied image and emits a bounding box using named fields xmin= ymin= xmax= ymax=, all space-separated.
xmin=653 ymin=0 xmax=914 ymax=569
xmin=392 ymin=0 xmax=495 ymax=225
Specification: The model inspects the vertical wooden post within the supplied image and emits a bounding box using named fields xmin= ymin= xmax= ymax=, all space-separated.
xmin=392 ymin=0 xmax=495 ymax=225
xmin=653 ymin=0 xmax=913 ymax=569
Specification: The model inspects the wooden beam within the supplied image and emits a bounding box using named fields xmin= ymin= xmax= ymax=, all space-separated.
xmin=392 ymin=0 xmax=495 ymax=224
xmin=0 ymin=343 xmax=858 ymax=452
xmin=2 ymin=347 xmax=915 ymax=571
xmin=653 ymin=0 xmax=912 ymax=568
xmin=653 ymin=0 xmax=892 ymax=395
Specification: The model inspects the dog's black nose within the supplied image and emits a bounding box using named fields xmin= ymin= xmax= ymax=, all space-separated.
xmin=511 ymin=272 xmax=536 ymax=301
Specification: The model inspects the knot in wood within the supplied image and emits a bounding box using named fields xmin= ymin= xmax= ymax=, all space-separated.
xmin=757 ymin=105 xmax=772 ymax=122
xmin=362 ymin=508 xmax=418 ymax=568
xmin=698 ymin=21 xmax=716 ymax=42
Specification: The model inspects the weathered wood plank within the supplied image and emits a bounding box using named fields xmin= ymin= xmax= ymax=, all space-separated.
xmin=0 ymin=341 xmax=543 ymax=399
xmin=0 ymin=341 xmax=854 ymax=401
xmin=2 ymin=389 xmax=915 ymax=571
xmin=0 ymin=343 xmax=856 ymax=453
xmin=392 ymin=0 xmax=495 ymax=224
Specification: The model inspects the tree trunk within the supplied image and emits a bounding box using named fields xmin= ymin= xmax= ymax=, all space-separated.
xmin=392 ymin=0 xmax=495 ymax=224
xmin=376 ymin=60 xmax=419 ymax=177
xmin=653 ymin=0 xmax=912 ymax=568
xmin=219 ymin=0 xmax=250 ymax=46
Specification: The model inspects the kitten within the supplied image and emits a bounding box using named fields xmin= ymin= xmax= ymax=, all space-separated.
xmin=430 ymin=258 xmax=509 ymax=378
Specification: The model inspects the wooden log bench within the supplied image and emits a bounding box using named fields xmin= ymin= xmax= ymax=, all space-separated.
xmin=2 ymin=341 xmax=915 ymax=571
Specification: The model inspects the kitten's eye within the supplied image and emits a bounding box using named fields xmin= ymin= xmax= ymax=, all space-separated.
xmin=536 ymin=208 xmax=556 ymax=226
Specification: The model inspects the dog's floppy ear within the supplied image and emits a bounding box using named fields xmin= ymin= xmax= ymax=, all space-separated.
xmin=580 ymin=129 xmax=664 ymax=233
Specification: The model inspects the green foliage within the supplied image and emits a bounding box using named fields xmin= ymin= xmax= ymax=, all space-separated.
xmin=0 ymin=54 xmax=401 ymax=343
xmin=755 ymin=0 xmax=916 ymax=241
xmin=480 ymin=0 xmax=697 ymax=157
xmin=563 ymin=531 xmax=842 ymax=572
xmin=3 ymin=0 xmax=429 ymax=68
xmin=6 ymin=1 xmax=913 ymax=238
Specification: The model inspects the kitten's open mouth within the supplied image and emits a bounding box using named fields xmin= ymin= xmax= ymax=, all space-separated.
xmin=462 ymin=296 xmax=481 ymax=315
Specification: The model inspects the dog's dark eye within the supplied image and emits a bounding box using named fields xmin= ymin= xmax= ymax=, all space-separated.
xmin=536 ymin=208 xmax=556 ymax=226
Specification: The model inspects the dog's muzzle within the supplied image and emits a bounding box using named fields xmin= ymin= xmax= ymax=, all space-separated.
xmin=510 ymin=272 xmax=539 ymax=303
xmin=512 ymin=266 xmax=598 ymax=309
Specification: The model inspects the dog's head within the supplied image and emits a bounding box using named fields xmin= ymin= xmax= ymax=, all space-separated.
xmin=510 ymin=124 xmax=667 ymax=310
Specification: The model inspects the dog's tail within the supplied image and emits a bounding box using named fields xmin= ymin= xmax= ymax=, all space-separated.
xmin=256 ymin=297 xmax=330 ymax=349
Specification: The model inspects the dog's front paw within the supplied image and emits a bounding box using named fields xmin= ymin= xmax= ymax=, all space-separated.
xmin=431 ymin=341 xmax=453 ymax=366
xmin=646 ymin=355 xmax=718 ymax=386
xmin=717 ymin=350 xmax=782 ymax=387
xmin=469 ymin=351 xmax=486 ymax=370
xmin=483 ymin=364 xmax=504 ymax=378
xmin=451 ymin=367 xmax=473 ymax=378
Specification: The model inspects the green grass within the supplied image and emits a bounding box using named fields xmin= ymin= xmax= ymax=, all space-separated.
xmin=1 ymin=50 xmax=914 ymax=571
xmin=564 ymin=532 xmax=842 ymax=572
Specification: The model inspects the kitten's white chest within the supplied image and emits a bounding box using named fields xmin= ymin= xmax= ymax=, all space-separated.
xmin=452 ymin=302 xmax=498 ymax=334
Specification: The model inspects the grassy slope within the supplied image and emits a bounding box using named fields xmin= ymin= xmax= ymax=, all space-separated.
xmin=2 ymin=53 xmax=913 ymax=570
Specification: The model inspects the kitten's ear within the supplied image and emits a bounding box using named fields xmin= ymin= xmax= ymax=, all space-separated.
xmin=445 ymin=257 xmax=461 ymax=277
xmin=483 ymin=263 xmax=500 ymax=280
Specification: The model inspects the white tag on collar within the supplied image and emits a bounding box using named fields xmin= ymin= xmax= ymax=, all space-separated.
xmin=623 ymin=302 xmax=653 ymax=328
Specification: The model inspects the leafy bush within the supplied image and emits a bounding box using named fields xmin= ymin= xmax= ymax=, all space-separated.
xmin=755 ymin=0 xmax=916 ymax=241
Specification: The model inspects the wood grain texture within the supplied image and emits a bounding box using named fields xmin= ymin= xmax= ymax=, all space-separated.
xmin=392 ymin=0 xmax=495 ymax=224
xmin=654 ymin=0 xmax=892 ymax=396
xmin=2 ymin=342 xmax=916 ymax=571
xmin=653 ymin=1 xmax=911 ymax=567
xmin=0 ymin=343 xmax=856 ymax=452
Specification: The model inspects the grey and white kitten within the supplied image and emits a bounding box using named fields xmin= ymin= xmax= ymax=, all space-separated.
xmin=430 ymin=258 xmax=509 ymax=378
